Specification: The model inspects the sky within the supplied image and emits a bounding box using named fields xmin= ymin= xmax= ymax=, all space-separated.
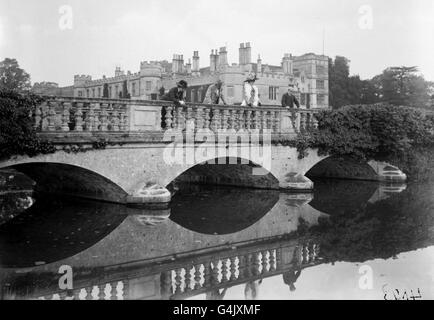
xmin=0 ymin=0 xmax=433 ymax=86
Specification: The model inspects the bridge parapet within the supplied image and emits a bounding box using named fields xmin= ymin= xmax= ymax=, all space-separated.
xmin=32 ymin=97 xmax=320 ymax=141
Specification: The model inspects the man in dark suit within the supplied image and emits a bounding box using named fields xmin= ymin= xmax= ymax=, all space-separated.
xmin=161 ymin=80 xmax=188 ymax=106
xmin=281 ymin=84 xmax=300 ymax=109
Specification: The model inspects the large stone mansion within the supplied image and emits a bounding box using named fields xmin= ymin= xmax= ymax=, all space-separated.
xmin=33 ymin=42 xmax=329 ymax=108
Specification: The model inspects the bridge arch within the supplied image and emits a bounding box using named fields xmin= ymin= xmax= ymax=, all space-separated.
xmin=4 ymin=162 xmax=128 ymax=203
xmin=168 ymin=156 xmax=280 ymax=189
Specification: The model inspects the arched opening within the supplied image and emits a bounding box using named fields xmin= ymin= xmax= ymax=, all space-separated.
xmin=6 ymin=162 xmax=128 ymax=203
xmin=167 ymin=157 xmax=280 ymax=235
xmin=168 ymin=156 xmax=279 ymax=190
xmin=306 ymin=156 xmax=378 ymax=181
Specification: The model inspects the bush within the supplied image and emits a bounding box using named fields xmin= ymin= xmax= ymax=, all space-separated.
xmin=0 ymin=89 xmax=55 ymax=159
xmin=296 ymin=103 xmax=434 ymax=163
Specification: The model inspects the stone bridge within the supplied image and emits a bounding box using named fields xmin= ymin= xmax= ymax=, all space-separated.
xmin=0 ymin=97 xmax=406 ymax=205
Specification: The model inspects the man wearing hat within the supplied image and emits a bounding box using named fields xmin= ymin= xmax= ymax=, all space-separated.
xmin=161 ymin=80 xmax=188 ymax=106
xmin=241 ymin=73 xmax=259 ymax=107
xmin=281 ymin=84 xmax=300 ymax=109
xmin=203 ymin=79 xmax=227 ymax=105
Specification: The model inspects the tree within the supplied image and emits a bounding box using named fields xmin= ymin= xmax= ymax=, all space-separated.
xmin=0 ymin=58 xmax=31 ymax=92
xmin=328 ymin=56 xmax=351 ymax=108
xmin=378 ymin=66 xmax=430 ymax=107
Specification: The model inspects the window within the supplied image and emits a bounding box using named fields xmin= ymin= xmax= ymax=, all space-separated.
xmin=146 ymin=81 xmax=152 ymax=91
xmin=316 ymin=64 xmax=326 ymax=75
xmin=269 ymin=86 xmax=278 ymax=100
xmin=300 ymin=93 xmax=306 ymax=105
xmin=98 ymin=87 xmax=101 ymax=97
xmin=78 ymin=90 xmax=83 ymax=97
xmin=316 ymin=80 xmax=325 ymax=90
xmin=301 ymin=76 xmax=305 ymax=83
xmin=317 ymin=94 xmax=326 ymax=105
xmin=227 ymin=86 xmax=234 ymax=98
xmin=132 ymin=82 xmax=136 ymax=96
xmin=92 ymin=88 xmax=95 ymax=98
xmin=86 ymin=89 xmax=89 ymax=97
xmin=109 ymin=86 xmax=112 ymax=98
xmin=115 ymin=85 xmax=119 ymax=97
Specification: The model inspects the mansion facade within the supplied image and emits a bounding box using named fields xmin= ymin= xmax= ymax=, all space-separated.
xmin=37 ymin=42 xmax=329 ymax=108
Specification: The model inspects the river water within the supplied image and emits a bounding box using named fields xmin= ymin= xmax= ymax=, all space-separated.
xmin=0 ymin=176 xmax=433 ymax=300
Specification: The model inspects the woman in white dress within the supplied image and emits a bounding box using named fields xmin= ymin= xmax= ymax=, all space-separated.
xmin=241 ymin=73 xmax=259 ymax=107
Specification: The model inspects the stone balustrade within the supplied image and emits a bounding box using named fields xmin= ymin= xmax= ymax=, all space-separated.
xmin=32 ymin=97 xmax=320 ymax=138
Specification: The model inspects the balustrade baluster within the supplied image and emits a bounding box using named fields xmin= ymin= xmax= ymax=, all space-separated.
xmin=100 ymin=103 xmax=109 ymax=131
xmin=274 ymin=111 xmax=280 ymax=134
xmin=210 ymin=108 xmax=219 ymax=132
xmin=47 ymin=101 xmax=57 ymax=131
xmin=179 ymin=106 xmax=187 ymax=130
xmin=61 ymin=102 xmax=70 ymax=131
xmin=85 ymin=103 xmax=94 ymax=131
xmin=112 ymin=104 xmax=120 ymax=131
xmin=246 ymin=109 xmax=252 ymax=131
xmin=269 ymin=249 xmax=276 ymax=271
xmin=203 ymin=261 xmax=212 ymax=289
xmin=109 ymin=282 xmax=117 ymax=300
xmin=253 ymin=252 xmax=261 ymax=276
xmin=194 ymin=264 xmax=202 ymax=290
xmin=74 ymin=103 xmax=84 ymax=131
xmin=266 ymin=111 xmax=272 ymax=130
xmin=222 ymin=109 xmax=230 ymax=131
xmin=260 ymin=111 xmax=267 ymax=131
xmin=174 ymin=268 xmax=183 ymax=294
xmin=299 ymin=113 xmax=306 ymax=133
xmin=221 ymin=259 xmax=229 ymax=283
xmin=122 ymin=104 xmax=129 ymax=131
xmin=261 ymin=250 xmax=269 ymax=273
xmin=252 ymin=110 xmax=259 ymax=130
xmin=211 ymin=260 xmax=220 ymax=285
xmin=186 ymin=106 xmax=195 ymax=131
xmin=183 ymin=265 xmax=193 ymax=292
xmin=230 ymin=257 xmax=237 ymax=280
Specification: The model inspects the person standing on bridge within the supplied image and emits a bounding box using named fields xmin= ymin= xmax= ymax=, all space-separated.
xmin=281 ymin=84 xmax=300 ymax=128
xmin=281 ymin=84 xmax=300 ymax=109
xmin=161 ymin=80 xmax=188 ymax=107
xmin=241 ymin=73 xmax=259 ymax=107
xmin=203 ymin=79 xmax=227 ymax=105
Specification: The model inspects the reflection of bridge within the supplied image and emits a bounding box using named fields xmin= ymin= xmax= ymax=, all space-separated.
xmin=2 ymin=236 xmax=320 ymax=300
xmin=0 ymin=97 xmax=406 ymax=205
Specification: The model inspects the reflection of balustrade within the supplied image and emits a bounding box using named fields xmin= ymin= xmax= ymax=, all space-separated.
xmin=37 ymin=280 xmax=127 ymax=300
xmin=24 ymin=240 xmax=320 ymax=300
xmin=33 ymin=97 xmax=320 ymax=136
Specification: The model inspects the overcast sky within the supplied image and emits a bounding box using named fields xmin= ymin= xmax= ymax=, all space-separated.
xmin=0 ymin=0 xmax=433 ymax=86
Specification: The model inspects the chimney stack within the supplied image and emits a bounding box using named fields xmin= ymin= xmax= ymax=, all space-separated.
xmin=219 ymin=47 xmax=228 ymax=67
xmin=257 ymin=54 xmax=262 ymax=74
xmin=192 ymin=51 xmax=200 ymax=72
xmin=239 ymin=43 xmax=245 ymax=65
xmin=245 ymin=42 xmax=252 ymax=64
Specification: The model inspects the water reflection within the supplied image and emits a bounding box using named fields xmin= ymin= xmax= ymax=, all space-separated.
xmin=170 ymin=184 xmax=280 ymax=234
xmin=0 ymin=179 xmax=433 ymax=300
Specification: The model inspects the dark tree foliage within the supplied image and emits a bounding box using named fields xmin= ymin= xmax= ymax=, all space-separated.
xmin=292 ymin=103 xmax=434 ymax=164
xmin=0 ymin=90 xmax=55 ymax=160
xmin=0 ymin=58 xmax=31 ymax=92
